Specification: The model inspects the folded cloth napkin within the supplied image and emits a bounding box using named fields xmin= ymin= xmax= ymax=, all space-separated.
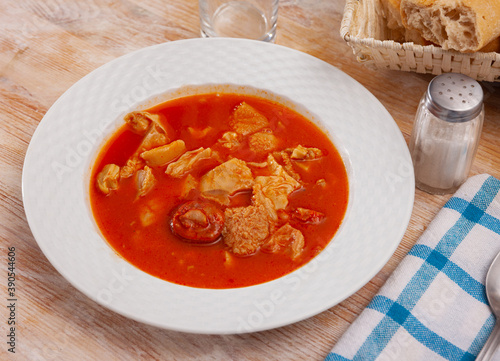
xmin=326 ymin=174 xmax=500 ymax=361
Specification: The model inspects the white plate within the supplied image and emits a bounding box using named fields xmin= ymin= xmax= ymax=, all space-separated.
xmin=22 ymin=38 xmax=414 ymax=334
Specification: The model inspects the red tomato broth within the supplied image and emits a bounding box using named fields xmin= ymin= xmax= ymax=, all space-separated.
xmin=90 ymin=93 xmax=349 ymax=289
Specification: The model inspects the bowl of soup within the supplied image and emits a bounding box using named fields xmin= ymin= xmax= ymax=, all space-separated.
xmin=23 ymin=38 xmax=414 ymax=334
xmin=90 ymin=88 xmax=349 ymax=289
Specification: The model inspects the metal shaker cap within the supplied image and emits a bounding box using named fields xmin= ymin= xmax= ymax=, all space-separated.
xmin=424 ymin=73 xmax=483 ymax=122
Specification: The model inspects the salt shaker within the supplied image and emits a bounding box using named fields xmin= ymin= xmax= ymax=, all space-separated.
xmin=409 ymin=73 xmax=484 ymax=195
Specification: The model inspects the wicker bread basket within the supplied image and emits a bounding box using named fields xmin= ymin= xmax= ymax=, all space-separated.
xmin=340 ymin=0 xmax=500 ymax=82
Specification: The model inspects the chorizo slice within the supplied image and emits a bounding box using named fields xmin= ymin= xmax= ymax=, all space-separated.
xmin=170 ymin=201 xmax=224 ymax=243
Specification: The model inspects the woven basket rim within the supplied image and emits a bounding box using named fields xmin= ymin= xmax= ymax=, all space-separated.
xmin=340 ymin=0 xmax=500 ymax=62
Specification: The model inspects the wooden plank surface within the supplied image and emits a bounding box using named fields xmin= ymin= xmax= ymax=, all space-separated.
xmin=1 ymin=0 xmax=499 ymax=360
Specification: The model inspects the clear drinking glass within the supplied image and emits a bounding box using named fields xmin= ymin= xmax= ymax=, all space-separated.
xmin=409 ymin=73 xmax=484 ymax=195
xmin=199 ymin=0 xmax=279 ymax=42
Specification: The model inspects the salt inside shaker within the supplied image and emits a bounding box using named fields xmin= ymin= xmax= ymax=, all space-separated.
xmin=409 ymin=73 xmax=484 ymax=195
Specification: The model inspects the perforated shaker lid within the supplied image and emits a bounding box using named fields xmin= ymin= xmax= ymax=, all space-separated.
xmin=424 ymin=73 xmax=483 ymax=122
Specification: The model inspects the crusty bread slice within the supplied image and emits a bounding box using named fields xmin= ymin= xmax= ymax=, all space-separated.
xmin=381 ymin=0 xmax=428 ymax=44
xmin=383 ymin=0 xmax=404 ymax=29
xmin=480 ymin=37 xmax=500 ymax=52
xmin=401 ymin=0 xmax=500 ymax=52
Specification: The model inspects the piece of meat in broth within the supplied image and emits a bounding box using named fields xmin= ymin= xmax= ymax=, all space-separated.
xmin=262 ymin=224 xmax=305 ymax=260
xmin=254 ymin=176 xmax=298 ymax=210
xmin=120 ymin=156 xmax=145 ymax=179
xmin=251 ymin=183 xmax=278 ymax=222
xmin=290 ymin=145 xmax=323 ymax=160
xmin=223 ymin=204 xmax=272 ymax=256
xmin=165 ymin=147 xmax=214 ymax=178
xmin=96 ymin=164 xmax=120 ymax=194
xmin=253 ymin=155 xmax=301 ymax=210
xmin=292 ymin=207 xmax=325 ymax=225
xmin=229 ymin=102 xmax=269 ymax=136
xmin=139 ymin=121 xmax=169 ymax=152
xmin=277 ymin=151 xmax=301 ymax=181
xmin=124 ymin=111 xmax=159 ymax=135
xmin=199 ymin=158 xmax=254 ymax=206
xmin=266 ymin=154 xmax=299 ymax=182
xmin=140 ymin=139 xmax=186 ymax=167
xmin=180 ymin=174 xmax=198 ymax=198
xmin=136 ymin=166 xmax=156 ymax=197
xmin=217 ymin=131 xmax=241 ymax=151
xmin=248 ymin=131 xmax=278 ymax=155
xmin=121 ymin=120 xmax=169 ymax=178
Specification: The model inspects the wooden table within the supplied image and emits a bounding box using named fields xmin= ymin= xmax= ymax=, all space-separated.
xmin=1 ymin=1 xmax=499 ymax=360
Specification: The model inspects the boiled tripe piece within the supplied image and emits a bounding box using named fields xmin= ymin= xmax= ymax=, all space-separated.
xmin=229 ymin=102 xmax=269 ymax=135
xmin=401 ymin=0 xmax=500 ymax=52
xmin=136 ymin=166 xmax=156 ymax=198
xmin=199 ymin=158 xmax=254 ymax=205
xmin=120 ymin=120 xmax=169 ymax=178
xmin=222 ymin=204 xmax=271 ymax=256
xmin=261 ymin=224 xmax=304 ymax=261
xmin=165 ymin=147 xmax=213 ymax=178
xmin=96 ymin=164 xmax=120 ymax=194
xmin=140 ymin=139 xmax=186 ymax=167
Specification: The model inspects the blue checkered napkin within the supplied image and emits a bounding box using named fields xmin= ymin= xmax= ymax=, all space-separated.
xmin=326 ymin=174 xmax=500 ymax=361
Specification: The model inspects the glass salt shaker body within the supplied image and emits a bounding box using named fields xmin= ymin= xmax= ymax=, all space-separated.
xmin=409 ymin=73 xmax=484 ymax=195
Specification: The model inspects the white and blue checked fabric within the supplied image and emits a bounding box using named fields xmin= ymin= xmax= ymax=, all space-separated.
xmin=327 ymin=174 xmax=500 ymax=361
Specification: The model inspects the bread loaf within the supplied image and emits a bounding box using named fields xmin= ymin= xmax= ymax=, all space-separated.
xmin=381 ymin=0 xmax=428 ymax=44
xmin=383 ymin=0 xmax=404 ymax=30
xmin=400 ymin=0 xmax=500 ymax=52
xmin=480 ymin=37 xmax=500 ymax=52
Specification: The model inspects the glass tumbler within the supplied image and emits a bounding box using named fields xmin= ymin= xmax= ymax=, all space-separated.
xmin=199 ymin=0 xmax=279 ymax=42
